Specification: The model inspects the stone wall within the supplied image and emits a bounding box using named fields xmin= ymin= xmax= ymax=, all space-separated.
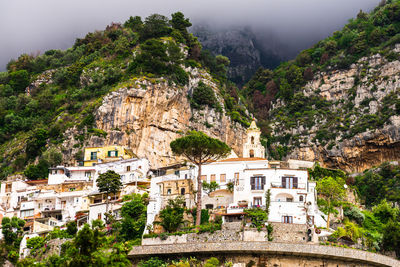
xmin=129 ymin=242 xmax=400 ymax=267
xmin=270 ymin=222 xmax=307 ymax=243
xmin=143 ymin=223 xmax=310 ymax=245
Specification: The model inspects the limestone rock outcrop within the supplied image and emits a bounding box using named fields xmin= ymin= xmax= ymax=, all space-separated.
xmin=271 ymin=46 xmax=400 ymax=172
xmin=62 ymin=68 xmax=247 ymax=168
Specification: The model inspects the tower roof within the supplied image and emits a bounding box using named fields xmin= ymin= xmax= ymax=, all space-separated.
xmin=248 ymin=119 xmax=260 ymax=131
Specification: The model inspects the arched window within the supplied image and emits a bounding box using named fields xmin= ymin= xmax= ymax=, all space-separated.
xmin=167 ymin=189 xmax=171 ymax=195
xmin=251 ymin=136 xmax=255 ymax=144
xmin=299 ymin=195 xmax=304 ymax=202
xmin=180 ymin=188 xmax=185 ymax=195
xmin=250 ymin=149 xmax=255 ymax=158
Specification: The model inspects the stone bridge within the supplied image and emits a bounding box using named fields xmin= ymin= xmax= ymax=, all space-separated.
xmin=128 ymin=242 xmax=400 ymax=267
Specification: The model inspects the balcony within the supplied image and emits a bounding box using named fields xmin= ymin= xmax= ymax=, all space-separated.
xmin=40 ymin=204 xmax=66 ymax=211
xmin=270 ymin=182 xmax=306 ymax=190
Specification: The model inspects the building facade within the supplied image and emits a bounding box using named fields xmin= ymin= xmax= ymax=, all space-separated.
xmin=83 ymin=146 xmax=135 ymax=166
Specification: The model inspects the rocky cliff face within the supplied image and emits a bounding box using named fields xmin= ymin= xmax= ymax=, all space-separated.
xmin=271 ymin=46 xmax=400 ymax=172
xmin=191 ymin=25 xmax=282 ymax=85
xmin=62 ymin=68 xmax=247 ymax=168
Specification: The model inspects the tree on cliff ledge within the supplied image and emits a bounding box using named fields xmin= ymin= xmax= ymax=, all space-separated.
xmin=170 ymin=131 xmax=231 ymax=226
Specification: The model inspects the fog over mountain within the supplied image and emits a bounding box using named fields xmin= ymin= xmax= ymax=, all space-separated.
xmin=0 ymin=0 xmax=379 ymax=71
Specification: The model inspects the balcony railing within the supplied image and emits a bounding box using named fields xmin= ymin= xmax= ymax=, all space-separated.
xmin=270 ymin=182 xmax=306 ymax=189
xmin=40 ymin=204 xmax=65 ymax=211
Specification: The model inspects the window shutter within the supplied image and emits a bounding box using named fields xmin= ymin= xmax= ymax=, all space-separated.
xmin=115 ymin=150 xmax=118 ymax=157
xmin=108 ymin=151 xmax=111 ymax=157
xmin=282 ymin=177 xmax=286 ymax=188
xmin=261 ymin=176 xmax=265 ymax=189
xmin=293 ymin=177 xmax=298 ymax=189
xmin=250 ymin=177 xmax=255 ymax=190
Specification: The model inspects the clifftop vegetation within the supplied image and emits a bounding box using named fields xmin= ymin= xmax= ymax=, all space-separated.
xmin=0 ymin=12 xmax=249 ymax=181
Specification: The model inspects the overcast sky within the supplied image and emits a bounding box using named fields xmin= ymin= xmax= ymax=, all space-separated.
xmin=0 ymin=0 xmax=379 ymax=71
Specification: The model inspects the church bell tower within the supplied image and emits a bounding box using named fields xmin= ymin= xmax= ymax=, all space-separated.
xmin=243 ymin=120 xmax=265 ymax=158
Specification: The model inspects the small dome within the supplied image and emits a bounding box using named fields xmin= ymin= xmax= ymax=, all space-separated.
xmin=248 ymin=119 xmax=260 ymax=131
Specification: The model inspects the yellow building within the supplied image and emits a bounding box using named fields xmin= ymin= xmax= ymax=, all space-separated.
xmin=83 ymin=146 xmax=135 ymax=166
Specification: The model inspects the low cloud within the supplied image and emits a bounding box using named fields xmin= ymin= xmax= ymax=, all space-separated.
xmin=0 ymin=0 xmax=379 ymax=71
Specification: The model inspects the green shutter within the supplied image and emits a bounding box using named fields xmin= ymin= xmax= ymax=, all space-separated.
xmin=115 ymin=150 xmax=118 ymax=157
xmin=108 ymin=151 xmax=111 ymax=157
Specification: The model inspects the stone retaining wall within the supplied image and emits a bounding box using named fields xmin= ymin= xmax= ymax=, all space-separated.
xmin=142 ymin=223 xmax=309 ymax=246
xmin=129 ymin=242 xmax=400 ymax=267
xmin=270 ymin=222 xmax=307 ymax=243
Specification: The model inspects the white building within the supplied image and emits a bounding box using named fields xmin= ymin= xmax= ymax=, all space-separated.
xmin=48 ymin=166 xmax=96 ymax=185
xmin=93 ymin=158 xmax=150 ymax=190
xmin=31 ymin=188 xmax=91 ymax=224
xmin=0 ymin=180 xmax=39 ymax=219
xmin=87 ymin=158 xmax=150 ymax=224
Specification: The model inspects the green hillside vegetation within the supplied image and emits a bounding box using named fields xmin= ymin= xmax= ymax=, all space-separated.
xmin=0 ymin=12 xmax=249 ymax=181
xmin=242 ymin=0 xmax=400 ymax=159
xmin=310 ymin=163 xmax=400 ymax=257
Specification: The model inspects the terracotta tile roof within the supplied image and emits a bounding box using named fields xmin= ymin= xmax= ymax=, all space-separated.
xmin=216 ymin=157 xmax=266 ymax=162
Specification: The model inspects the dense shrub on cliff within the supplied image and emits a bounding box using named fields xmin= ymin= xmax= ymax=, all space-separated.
xmin=0 ymin=12 xmax=248 ymax=180
xmin=354 ymin=162 xmax=400 ymax=207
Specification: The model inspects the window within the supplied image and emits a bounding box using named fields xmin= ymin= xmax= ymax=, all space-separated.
xmin=174 ymin=170 xmax=180 ymax=176
xmin=98 ymin=213 xmax=102 ymax=220
xmin=69 ymin=188 xmax=76 ymax=191
xmin=20 ymin=209 xmax=34 ymax=218
xmin=126 ymin=166 xmax=131 ymax=172
xmin=130 ymin=173 xmax=134 ymax=181
xmin=85 ymin=171 xmax=91 ymax=178
xmin=90 ymin=152 xmax=97 ymax=160
xmin=282 ymin=177 xmax=298 ymax=189
xmin=180 ymin=188 xmax=185 ymax=195
xmin=167 ymin=189 xmax=172 ymax=195
xmin=299 ymin=195 xmax=304 ymax=202
xmin=220 ymin=174 xmax=226 ymax=183
xmin=307 ymin=215 xmax=314 ymax=225
xmin=282 ymin=216 xmax=293 ymax=224
xmin=234 ymin=173 xmax=240 ymax=185
xmin=250 ymin=176 xmax=265 ymax=190
xmin=253 ymin=197 xmax=262 ymax=206
xmin=201 ymin=175 xmax=207 ymax=181
xmin=249 ymin=149 xmax=254 ymax=158
xmin=121 ymin=175 xmax=125 ymax=182
xmin=108 ymin=150 xmax=118 ymax=157
xmin=205 ymin=204 xmax=214 ymax=209
xmin=251 ymin=136 xmax=254 ymax=144
xmin=210 ymin=174 xmax=216 ymax=182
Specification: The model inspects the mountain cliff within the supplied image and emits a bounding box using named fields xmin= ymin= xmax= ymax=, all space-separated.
xmin=243 ymin=0 xmax=400 ymax=172
xmin=270 ymin=50 xmax=400 ymax=172
xmin=191 ymin=25 xmax=283 ymax=86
